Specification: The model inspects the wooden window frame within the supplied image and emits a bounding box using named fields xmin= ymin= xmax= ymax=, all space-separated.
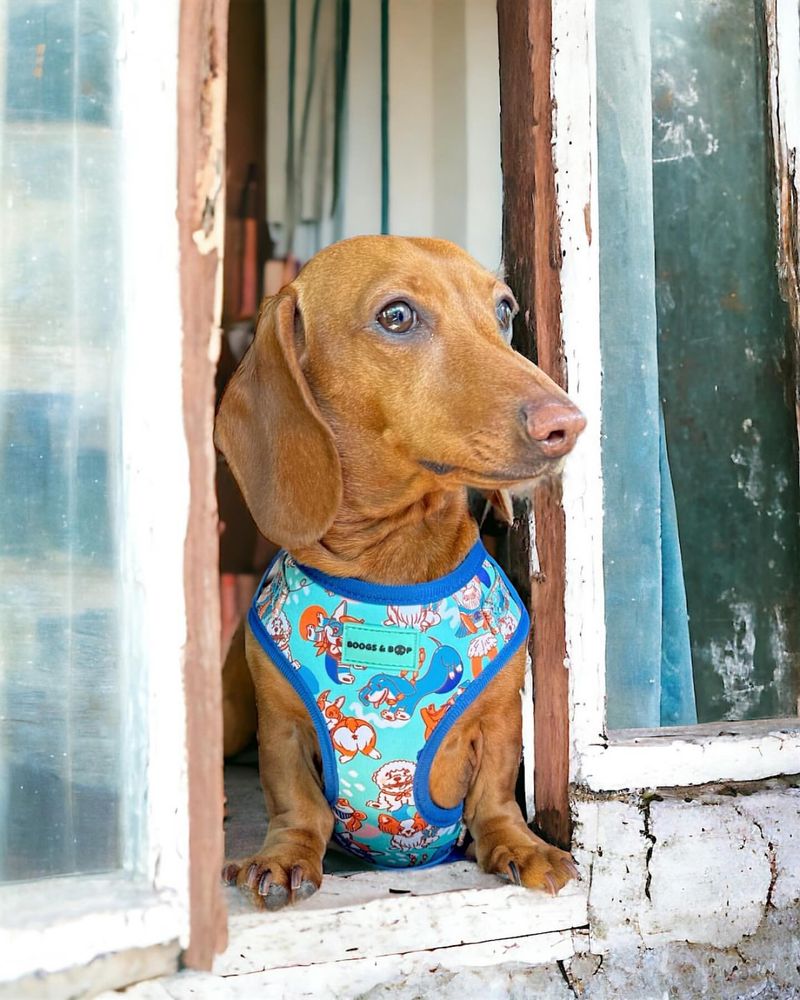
xmin=497 ymin=0 xmax=572 ymax=851
xmin=177 ymin=0 xmax=229 ymax=971
xmin=176 ymin=0 xmax=591 ymax=975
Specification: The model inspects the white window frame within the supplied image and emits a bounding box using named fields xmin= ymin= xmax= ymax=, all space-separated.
xmin=555 ymin=0 xmax=800 ymax=794
xmin=0 ymin=0 xmax=190 ymax=986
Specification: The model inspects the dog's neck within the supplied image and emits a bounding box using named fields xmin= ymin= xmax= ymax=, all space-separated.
xmin=292 ymin=483 xmax=478 ymax=585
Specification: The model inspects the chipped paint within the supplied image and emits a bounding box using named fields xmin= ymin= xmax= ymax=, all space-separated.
xmin=115 ymin=782 xmax=800 ymax=998
xmin=652 ymin=68 xmax=719 ymax=164
xmin=730 ymin=424 xmax=765 ymax=505
xmin=708 ymin=599 xmax=765 ymax=720
xmin=769 ymin=606 xmax=797 ymax=705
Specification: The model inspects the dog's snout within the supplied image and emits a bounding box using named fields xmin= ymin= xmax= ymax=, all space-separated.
xmin=521 ymin=400 xmax=586 ymax=458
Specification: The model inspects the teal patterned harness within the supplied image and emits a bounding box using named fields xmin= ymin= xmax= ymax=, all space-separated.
xmin=249 ymin=541 xmax=529 ymax=869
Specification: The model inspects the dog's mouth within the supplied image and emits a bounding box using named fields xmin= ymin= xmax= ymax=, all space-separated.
xmin=419 ymin=460 xmax=455 ymax=476
xmin=419 ymin=457 xmax=564 ymax=488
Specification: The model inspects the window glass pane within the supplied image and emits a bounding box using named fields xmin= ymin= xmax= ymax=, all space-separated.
xmin=597 ymin=0 xmax=800 ymax=727
xmin=0 ymin=0 xmax=127 ymax=880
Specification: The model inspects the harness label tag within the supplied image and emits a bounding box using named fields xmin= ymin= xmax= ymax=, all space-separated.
xmin=340 ymin=623 xmax=419 ymax=672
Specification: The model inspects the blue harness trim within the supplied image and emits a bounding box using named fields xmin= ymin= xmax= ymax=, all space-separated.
xmin=248 ymin=598 xmax=341 ymax=808
xmin=413 ymin=556 xmax=529 ymax=827
xmin=297 ymin=541 xmax=488 ymax=605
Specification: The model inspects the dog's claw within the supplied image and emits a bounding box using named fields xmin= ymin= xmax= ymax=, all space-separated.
xmin=561 ymin=858 xmax=580 ymax=881
xmin=294 ymin=879 xmax=318 ymax=902
xmin=263 ymin=883 xmax=290 ymax=911
xmin=543 ymin=873 xmax=559 ymax=897
xmin=245 ymin=863 xmax=260 ymax=890
xmin=290 ymin=865 xmax=303 ymax=891
xmin=507 ymin=861 xmax=522 ymax=886
xmin=221 ymin=863 xmax=239 ymax=886
xmin=257 ymin=870 xmax=273 ymax=896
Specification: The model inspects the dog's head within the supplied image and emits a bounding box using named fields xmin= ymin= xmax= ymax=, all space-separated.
xmin=215 ymin=236 xmax=585 ymax=549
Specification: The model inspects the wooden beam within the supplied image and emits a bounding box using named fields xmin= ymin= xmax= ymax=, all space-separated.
xmin=765 ymin=0 xmax=800 ymax=476
xmin=497 ymin=0 xmax=571 ymax=849
xmin=177 ymin=0 xmax=229 ymax=968
xmin=222 ymin=0 xmax=267 ymax=326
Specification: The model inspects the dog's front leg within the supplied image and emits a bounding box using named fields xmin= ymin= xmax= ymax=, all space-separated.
xmin=459 ymin=648 xmax=578 ymax=894
xmin=223 ymin=633 xmax=333 ymax=911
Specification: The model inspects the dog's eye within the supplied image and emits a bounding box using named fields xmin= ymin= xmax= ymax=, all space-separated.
xmin=377 ymin=300 xmax=416 ymax=334
xmin=496 ymin=299 xmax=514 ymax=338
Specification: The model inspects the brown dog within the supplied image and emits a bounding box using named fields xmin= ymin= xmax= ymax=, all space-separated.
xmin=215 ymin=236 xmax=585 ymax=909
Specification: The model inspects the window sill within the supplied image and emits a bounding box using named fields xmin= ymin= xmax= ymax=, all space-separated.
xmin=0 ymin=874 xmax=185 ymax=986
xmin=99 ymin=872 xmax=587 ymax=997
xmin=217 ymin=864 xmax=588 ymax=975
xmin=576 ymin=719 xmax=800 ymax=791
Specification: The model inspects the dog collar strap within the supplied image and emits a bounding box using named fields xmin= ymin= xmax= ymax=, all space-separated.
xmin=249 ymin=544 xmax=530 ymax=870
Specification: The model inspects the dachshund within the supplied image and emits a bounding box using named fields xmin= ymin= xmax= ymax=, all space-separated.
xmin=215 ymin=235 xmax=585 ymax=909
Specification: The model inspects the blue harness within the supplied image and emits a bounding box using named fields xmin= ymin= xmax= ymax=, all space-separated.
xmin=249 ymin=541 xmax=529 ymax=868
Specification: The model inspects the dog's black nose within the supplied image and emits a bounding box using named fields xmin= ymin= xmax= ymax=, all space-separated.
xmin=521 ymin=399 xmax=586 ymax=459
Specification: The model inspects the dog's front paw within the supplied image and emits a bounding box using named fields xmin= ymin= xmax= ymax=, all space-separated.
xmin=478 ymin=833 xmax=579 ymax=896
xmin=222 ymin=848 xmax=323 ymax=911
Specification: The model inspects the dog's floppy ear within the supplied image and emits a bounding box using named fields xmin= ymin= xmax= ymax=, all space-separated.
xmin=214 ymin=287 xmax=343 ymax=549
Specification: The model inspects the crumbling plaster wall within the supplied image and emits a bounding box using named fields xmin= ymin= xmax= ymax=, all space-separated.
xmin=562 ymin=776 xmax=800 ymax=999
xmin=350 ymin=778 xmax=800 ymax=1000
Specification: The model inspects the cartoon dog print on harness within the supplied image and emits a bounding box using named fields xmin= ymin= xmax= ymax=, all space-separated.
xmin=317 ymin=689 xmax=381 ymax=763
xmin=378 ymin=812 xmax=439 ymax=854
xmin=299 ymin=600 xmax=365 ymax=685
xmin=333 ymin=796 xmax=367 ymax=832
xmin=253 ymin=571 xmax=303 ymax=675
xmin=454 ymin=569 xmax=519 ymax=677
xmin=367 ymin=759 xmax=416 ymax=810
xmin=357 ymin=639 xmax=464 ymax=722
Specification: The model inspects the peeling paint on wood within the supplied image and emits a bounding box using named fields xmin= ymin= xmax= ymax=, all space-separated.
xmin=577 ymin=724 xmax=800 ymax=792
xmin=497 ymin=0 xmax=572 ymax=851
xmin=177 ymin=0 xmax=229 ymax=970
xmin=213 ymin=868 xmax=588 ymax=975
xmin=156 ymin=934 xmax=576 ymax=999
xmin=766 ymin=0 xmax=800 ymax=452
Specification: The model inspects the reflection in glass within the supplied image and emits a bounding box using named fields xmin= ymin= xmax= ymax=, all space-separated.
xmin=598 ymin=0 xmax=800 ymax=727
xmin=0 ymin=0 xmax=125 ymax=880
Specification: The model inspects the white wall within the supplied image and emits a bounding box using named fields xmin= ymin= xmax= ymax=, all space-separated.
xmin=341 ymin=0 xmax=383 ymax=238
xmin=265 ymin=0 xmax=503 ymax=271
xmin=463 ymin=0 xmax=503 ymax=270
